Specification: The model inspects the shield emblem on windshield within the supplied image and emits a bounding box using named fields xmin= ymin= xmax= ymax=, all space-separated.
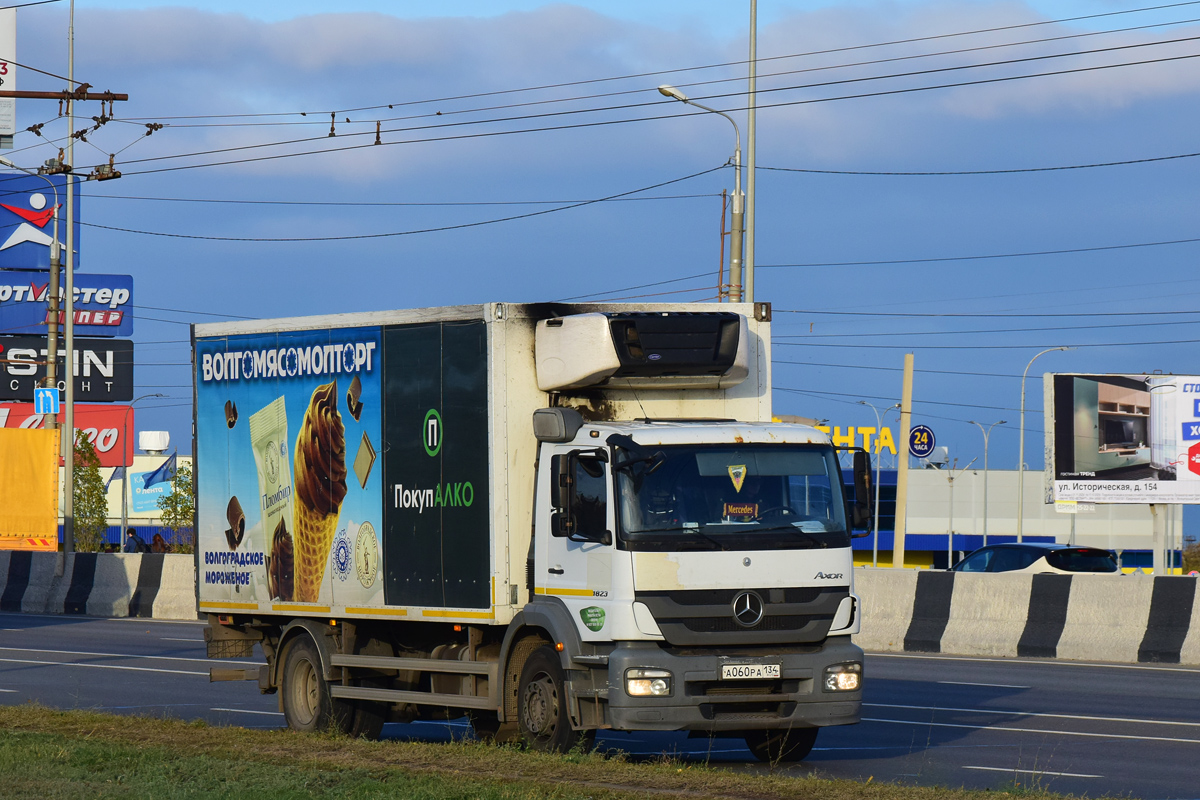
xmin=728 ymin=464 xmax=747 ymax=493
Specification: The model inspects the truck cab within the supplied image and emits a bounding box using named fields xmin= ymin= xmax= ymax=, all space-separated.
xmin=518 ymin=412 xmax=863 ymax=758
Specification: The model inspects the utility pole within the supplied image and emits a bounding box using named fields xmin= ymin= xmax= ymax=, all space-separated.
xmin=745 ymin=0 xmax=756 ymax=303
xmin=63 ymin=0 xmax=77 ymax=554
xmin=892 ymin=353 xmax=914 ymax=568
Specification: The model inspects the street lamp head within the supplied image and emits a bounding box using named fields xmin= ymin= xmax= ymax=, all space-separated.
xmin=0 ymin=156 xmax=14 ymax=170
xmin=658 ymin=84 xmax=689 ymax=103
xmin=998 ymin=420 xmax=1008 ymax=425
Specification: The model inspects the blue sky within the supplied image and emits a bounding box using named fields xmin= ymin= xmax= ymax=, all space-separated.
xmin=7 ymin=1 xmax=1200 ymax=525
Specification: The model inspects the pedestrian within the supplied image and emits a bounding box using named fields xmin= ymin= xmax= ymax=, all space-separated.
xmin=151 ymin=533 xmax=170 ymax=553
xmin=123 ymin=528 xmax=148 ymax=553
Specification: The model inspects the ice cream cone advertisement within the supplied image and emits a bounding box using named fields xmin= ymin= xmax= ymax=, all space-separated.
xmin=195 ymin=327 xmax=383 ymax=608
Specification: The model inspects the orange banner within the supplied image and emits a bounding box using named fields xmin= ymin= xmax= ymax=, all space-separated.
xmin=0 ymin=427 xmax=59 ymax=549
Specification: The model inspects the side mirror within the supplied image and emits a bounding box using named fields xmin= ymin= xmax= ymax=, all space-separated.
xmin=851 ymin=450 xmax=874 ymax=534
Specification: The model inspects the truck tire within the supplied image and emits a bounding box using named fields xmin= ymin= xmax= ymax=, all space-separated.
xmin=342 ymin=679 xmax=387 ymax=741
xmin=281 ymin=635 xmax=346 ymax=733
xmin=743 ymin=727 xmax=818 ymax=763
xmin=468 ymin=711 xmax=520 ymax=743
xmin=517 ymin=646 xmax=594 ymax=753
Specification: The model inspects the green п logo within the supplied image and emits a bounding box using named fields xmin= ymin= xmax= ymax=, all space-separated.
xmin=423 ymin=409 xmax=442 ymax=457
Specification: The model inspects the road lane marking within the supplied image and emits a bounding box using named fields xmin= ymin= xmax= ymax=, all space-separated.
xmin=867 ymin=703 xmax=1200 ymax=728
xmin=0 ymin=656 xmax=206 ymax=676
xmin=211 ymin=708 xmax=284 ymax=717
xmin=938 ymin=681 xmax=1031 ymax=689
xmin=0 ymin=646 xmax=261 ymax=667
xmin=0 ymin=689 xmax=16 ymax=693
xmin=862 ymin=717 xmax=1200 ymax=744
xmin=963 ymin=766 xmax=1103 ymax=778
xmin=869 ymin=652 xmax=1200 ymax=674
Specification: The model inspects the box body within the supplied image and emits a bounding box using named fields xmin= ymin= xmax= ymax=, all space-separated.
xmin=193 ymin=303 xmax=770 ymax=623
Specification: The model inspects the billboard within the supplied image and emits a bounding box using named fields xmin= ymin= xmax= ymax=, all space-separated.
xmin=0 ymin=402 xmax=134 ymax=467
xmin=195 ymin=321 xmax=490 ymax=613
xmin=1 ymin=272 xmax=132 ymax=336
xmin=0 ymin=337 xmax=134 ymax=401
xmin=1046 ymin=373 xmax=1200 ymax=503
xmin=0 ymin=8 xmax=14 ymax=143
xmin=131 ymin=470 xmax=173 ymax=513
xmin=0 ymin=428 xmax=59 ymax=551
xmin=196 ymin=327 xmax=386 ymax=609
xmin=0 ymin=173 xmax=81 ymax=270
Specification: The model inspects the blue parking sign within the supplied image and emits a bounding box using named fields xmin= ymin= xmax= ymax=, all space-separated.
xmin=33 ymin=387 xmax=59 ymax=415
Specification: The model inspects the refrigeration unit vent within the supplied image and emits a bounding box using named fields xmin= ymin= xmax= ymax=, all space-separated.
xmin=535 ymin=312 xmax=748 ymax=391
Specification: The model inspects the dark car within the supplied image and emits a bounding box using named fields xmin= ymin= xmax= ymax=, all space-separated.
xmin=951 ymin=542 xmax=1119 ymax=574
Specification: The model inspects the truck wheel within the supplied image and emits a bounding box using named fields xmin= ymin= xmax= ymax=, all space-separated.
xmin=342 ymin=679 xmax=387 ymax=740
xmin=744 ymin=727 xmax=818 ymax=762
xmin=281 ymin=635 xmax=345 ymax=733
xmin=517 ymin=646 xmax=594 ymax=753
xmin=468 ymin=711 xmax=519 ymax=743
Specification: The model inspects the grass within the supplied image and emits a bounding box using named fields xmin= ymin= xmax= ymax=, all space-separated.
xmin=0 ymin=704 xmax=1096 ymax=800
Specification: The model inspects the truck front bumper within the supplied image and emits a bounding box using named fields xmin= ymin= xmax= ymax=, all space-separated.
xmin=602 ymin=636 xmax=862 ymax=733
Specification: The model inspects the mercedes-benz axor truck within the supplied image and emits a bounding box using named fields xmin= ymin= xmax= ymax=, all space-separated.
xmin=195 ymin=302 xmax=868 ymax=761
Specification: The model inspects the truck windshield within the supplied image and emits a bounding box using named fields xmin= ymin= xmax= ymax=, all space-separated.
xmin=615 ymin=444 xmax=849 ymax=551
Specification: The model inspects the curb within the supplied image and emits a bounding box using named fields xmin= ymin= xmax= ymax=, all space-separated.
xmin=0 ymin=553 xmax=197 ymax=621
xmin=854 ymin=567 xmax=1200 ymax=665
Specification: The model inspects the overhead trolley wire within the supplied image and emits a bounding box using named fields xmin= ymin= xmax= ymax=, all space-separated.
xmin=113 ymin=0 xmax=1200 ymax=124
xmin=759 ymin=235 xmax=1200 ymax=270
xmin=133 ymin=13 xmax=1200 ymax=133
xmin=774 ymin=337 xmax=1200 ymax=349
xmin=760 ymin=150 xmax=1200 ymax=176
xmin=101 ymin=31 xmax=1200 ymax=175
xmin=79 ymin=165 xmax=722 ymax=241
xmin=80 ymin=48 xmax=1200 ymax=181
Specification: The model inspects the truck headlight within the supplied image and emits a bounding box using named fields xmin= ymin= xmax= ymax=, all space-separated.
xmin=823 ymin=662 xmax=862 ymax=692
xmin=625 ymin=668 xmax=672 ymax=697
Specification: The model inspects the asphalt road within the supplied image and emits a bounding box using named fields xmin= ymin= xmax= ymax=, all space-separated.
xmin=2 ymin=611 xmax=1198 ymax=799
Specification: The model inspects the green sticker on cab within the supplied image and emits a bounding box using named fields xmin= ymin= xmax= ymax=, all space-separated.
xmin=579 ymin=606 xmax=605 ymax=632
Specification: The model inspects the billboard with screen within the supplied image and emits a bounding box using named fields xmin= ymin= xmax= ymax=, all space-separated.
xmin=1046 ymin=373 xmax=1200 ymax=503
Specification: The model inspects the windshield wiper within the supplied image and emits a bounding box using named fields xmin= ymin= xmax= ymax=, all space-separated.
xmin=627 ymin=526 xmax=727 ymax=550
xmin=751 ymin=524 xmax=831 ymax=548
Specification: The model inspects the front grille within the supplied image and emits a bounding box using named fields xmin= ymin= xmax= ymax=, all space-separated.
xmin=682 ymin=616 xmax=810 ymax=633
xmin=637 ymin=586 xmax=848 ymax=646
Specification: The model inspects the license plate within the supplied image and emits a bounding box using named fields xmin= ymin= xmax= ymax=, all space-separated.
xmin=721 ymin=663 xmax=781 ymax=680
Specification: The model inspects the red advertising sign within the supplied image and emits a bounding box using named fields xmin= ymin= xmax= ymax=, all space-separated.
xmin=0 ymin=402 xmax=133 ymax=467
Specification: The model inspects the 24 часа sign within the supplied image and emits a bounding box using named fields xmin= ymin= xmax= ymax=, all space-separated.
xmin=1048 ymin=373 xmax=1200 ymax=503
xmin=0 ymin=336 xmax=133 ymax=401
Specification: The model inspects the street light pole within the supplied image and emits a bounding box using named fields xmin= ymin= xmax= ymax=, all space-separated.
xmin=859 ymin=400 xmax=900 ymax=567
xmin=658 ymin=84 xmax=744 ymax=301
xmin=120 ymin=393 xmax=166 ymax=540
xmin=968 ymin=419 xmax=1006 ymax=547
xmin=1017 ymin=347 xmax=1070 ymax=542
xmin=947 ymin=457 xmax=977 ymax=568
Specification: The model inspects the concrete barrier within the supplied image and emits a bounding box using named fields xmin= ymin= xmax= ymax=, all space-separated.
xmin=0 ymin=552 xmax=196 ymax=621
xmin=853 ymin=567 xmax=1200 ymax=666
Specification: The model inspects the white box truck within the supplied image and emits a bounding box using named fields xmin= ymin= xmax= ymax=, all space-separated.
xmin=195 ymin=302 xmax=868 ymax=760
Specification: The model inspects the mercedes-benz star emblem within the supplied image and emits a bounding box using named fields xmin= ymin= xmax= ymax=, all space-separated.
xmin=732 ymin=591 xmax=765 ymax=628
